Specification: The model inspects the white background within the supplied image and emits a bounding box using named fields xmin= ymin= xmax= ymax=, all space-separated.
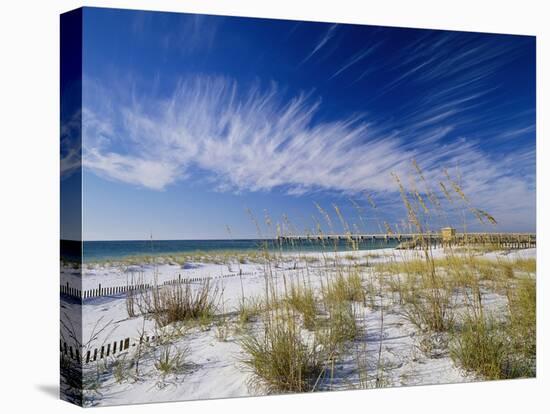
xmin=0 ymin=0 xmax=547 ymax=412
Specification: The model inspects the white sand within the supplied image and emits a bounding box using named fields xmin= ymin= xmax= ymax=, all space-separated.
xmin=60 ymin=247 xmax=536 ymax=406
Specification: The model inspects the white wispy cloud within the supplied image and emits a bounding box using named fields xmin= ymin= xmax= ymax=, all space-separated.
xmin=329 ymin=42 xmax=381 ymax=80
xmin=83 ymin=77 xmax=405 ymax=193
xmin=496 ymin=125 xmax=536 ymax=140
xmin=60 ymin=110 xmax=82 ymax=179
xmin=301 ymin=24 xmax=338 ymax=64
xmin=82 ymin=76 xmax=534 ymax=230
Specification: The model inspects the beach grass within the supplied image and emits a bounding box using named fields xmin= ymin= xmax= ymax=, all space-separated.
xmin=240 ymin=310 xmax=324 ymax=393
xmin=75 ymin=161 xmax=536 ymax=403
xmin=131 ymin=279 xmax=220 ymax=327
xmin=450 ymin=277 xmax=535 ymax=380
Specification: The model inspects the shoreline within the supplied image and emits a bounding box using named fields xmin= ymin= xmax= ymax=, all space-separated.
xmin=60 ymin=246 xmax=536 ymax=405
xmin=75 ymin=244 xmax=401 ymax=266
xmin=67 ymin=243 xmax=537 ymax=267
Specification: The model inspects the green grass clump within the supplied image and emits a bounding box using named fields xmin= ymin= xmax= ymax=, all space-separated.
xmin=286 ymin=282 xmax=317 ymax=330
xmin=511 ymin=258 xmax=536 ymax=274
xmin=451 ymin=277 xmax=535 ymax=379
xmin=450 ymin=314 xmax=534 ymax=379
xmin=398 ymin=267 xmax=455 ymax=333
xmin=322 ymin=271 xmax=365 ymax=306
xmin=238 ymin=297 xmax=262 ymax=325
xmin=317 ymin=272 xmax=362 ymax=353
xmin=240 ymin=312 xmax=323 ymax=393
xmin=145 ymin=280 xmax=219 ymax=327
xmin=450 ymin=314 xmax=509 ymax=379
xmin=320 ymin=302 xmax=359 ymax=352
xmin=506 ymin=278 xmax=536 ymax=361
xmin=154 ymin=343 xmax=189 ymax=376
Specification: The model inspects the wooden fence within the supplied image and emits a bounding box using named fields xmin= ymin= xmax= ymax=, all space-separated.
xmin=60 ymin=271 xmax=255 ymax=300
xmin=60 ymin=330 xmax=168 ymax=365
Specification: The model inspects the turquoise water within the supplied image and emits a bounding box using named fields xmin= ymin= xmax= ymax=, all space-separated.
xmin=79 ymin=238 xmax=398 ymax=262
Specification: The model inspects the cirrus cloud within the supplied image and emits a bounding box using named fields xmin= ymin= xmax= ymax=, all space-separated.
xmin=81 ymin=75 xmax=535 ymax=231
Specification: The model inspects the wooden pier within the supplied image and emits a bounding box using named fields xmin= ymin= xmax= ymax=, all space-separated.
xmin=277 ymin=230 xmax=536 ymax=250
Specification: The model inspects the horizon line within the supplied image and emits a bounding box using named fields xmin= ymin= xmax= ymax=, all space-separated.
xmin=61 ymin=230 xmax=537 ymax=243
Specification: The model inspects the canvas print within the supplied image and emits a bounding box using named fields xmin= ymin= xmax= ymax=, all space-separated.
xmin=60 ymin=7 xmax=536 ymax=407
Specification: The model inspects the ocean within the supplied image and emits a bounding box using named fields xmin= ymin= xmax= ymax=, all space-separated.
xmin=75 ymin=238 xmax=399 ymax=262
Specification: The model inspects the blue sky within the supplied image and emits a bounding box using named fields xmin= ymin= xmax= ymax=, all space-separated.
xmin=75 ymin=7 xmax=536 ymax=240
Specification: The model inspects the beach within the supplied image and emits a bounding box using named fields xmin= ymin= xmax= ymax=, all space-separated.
xmin=60 ymin=245 xmax=536 ymax=406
